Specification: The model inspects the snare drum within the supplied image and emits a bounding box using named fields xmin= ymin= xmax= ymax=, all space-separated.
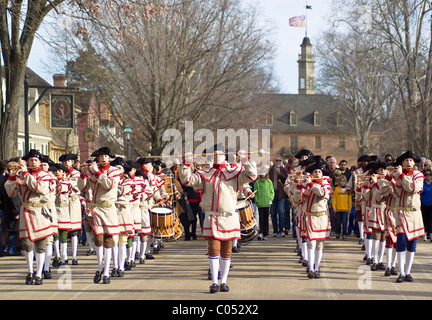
xmin=236 ymin=200 xmax=257 ymax=233
xmin=150 ymin=207 xmax=175 ymax=238
xmin=166 ymin=217 xmax=183 ymax=242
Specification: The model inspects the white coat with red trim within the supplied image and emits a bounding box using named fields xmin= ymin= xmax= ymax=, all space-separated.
xmin=292 ymin=178 xmax=332 ymax=241
xmin=4 ymin=169 xmax=55 ymax=241
xmin=84 ymin=164 xmax=121 ymax=235
xmin=179 ymin=160 xmax=257 ymax=240
xmin=394 ymin=169 xmax=425 ymax=241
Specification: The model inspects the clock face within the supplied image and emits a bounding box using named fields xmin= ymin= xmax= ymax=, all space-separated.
xmin=51 ymin=95 xmax=73 ymax=129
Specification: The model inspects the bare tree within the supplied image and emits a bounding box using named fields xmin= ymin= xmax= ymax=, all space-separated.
xmin=316 ymin=29 xmax=396 ymax=156
xmin=0 ymin=0 xmax=68 ymax=159
xmin=50 ymin=0 xmax=276 ymax=156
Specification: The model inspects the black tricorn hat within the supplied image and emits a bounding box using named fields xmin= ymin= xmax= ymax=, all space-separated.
xmin=91 ymin=147 xmax=116 ymax=158
xmin=136 ymin=157 xmax=153 ymax=165
xmin=110 ymin=157 xmax=126 ymax=167
xmin=41 ymin=155 xmax=55 ymax=166
xmin=126 ymin=160 xmax=140 ymax=169
xmin=22 ymin=149 xmax=44 ymax=161
xmin=203 ymin=143 xmax=226 ymax=155
xmin=52 ymin=163 xmax=69 ymax=172
xmin=59 ymin=153 xmax=78 ymax=162
xmin=370 ymin=161 xmax=386 ymax=174
xmin=299 ymin=155 xmax=325 ymax=167
xmin=396 ymin=151 xmax=421 ymax=163
xmin=358 ymin=155 xmax=371 ymax=162
xmin=363 ymin=161 xmax=376 ymax=173
xmin=305 ymin=162 xmax=325 ymax=174
xmin=295 ymin=149 xmax=314 ymax=159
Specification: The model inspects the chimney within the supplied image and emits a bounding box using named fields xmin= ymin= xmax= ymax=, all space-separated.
xmin=53 ymin=74 xmax=66 ymax=87
xmin=68 ymin=81 xmax=81 ymax=91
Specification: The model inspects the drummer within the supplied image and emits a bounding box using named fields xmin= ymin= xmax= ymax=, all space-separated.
xmin=179 ymin=143 xmax=257 ymax=293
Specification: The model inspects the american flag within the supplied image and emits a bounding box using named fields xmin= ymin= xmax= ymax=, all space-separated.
xmin=289 ymin=15 xmax=306 ymax=27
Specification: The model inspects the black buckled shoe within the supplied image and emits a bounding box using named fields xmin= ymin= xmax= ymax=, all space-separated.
xmin=396 ymin=275 xmax=405 ymax=283
xmin=25 ymin=273 xmax=34 ymax=285
xmin=209 ymin=283 xmax=219 ymax=293
xmin=43 ymin=269 xmax=52 ymax=279
xmin=34 ymin=276 xmax=43 ymax=285
xmin=405 ymin=274 xmax=413 ymax=282
xmin=93 ymin=270 xmax=102 ymax=283
xmin=103 ymin=276 xmax=111 ymax=284
xmin=220 ymin=283 xmax=230 ymax=292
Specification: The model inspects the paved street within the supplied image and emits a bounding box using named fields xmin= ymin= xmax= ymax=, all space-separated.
xmin=1 ymin=230 xmax=432 ymax=307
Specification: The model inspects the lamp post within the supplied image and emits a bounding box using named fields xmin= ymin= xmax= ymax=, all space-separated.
xmin=123 ymin=124 xmax=132 ymax=160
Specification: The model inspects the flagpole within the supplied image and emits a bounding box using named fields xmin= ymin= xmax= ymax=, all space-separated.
xmin=305 ymin=0 xmax=308 ymax=37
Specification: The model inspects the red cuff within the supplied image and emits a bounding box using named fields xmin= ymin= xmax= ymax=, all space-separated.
xmin=80 ymin=173 xmax=87 ymax=179
xmin=296 ymin=184 xmax=303 ymax=190
xmin=399 ymin=173 xmax=405 ymax=179
xmin=8 ymin=176 xmax=16 ymax=181
xmin=385 ymin=175 xmax=392 ymax=181
xmin=95 ymin=171 xmax=103 ymax=178
xmin=157 ymin=198 xmax=163 ymax=203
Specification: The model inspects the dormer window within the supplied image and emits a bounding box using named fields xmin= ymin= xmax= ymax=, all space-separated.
xmin=290 ymin=110 xmax=297 ymax=126
xmin=265 ymin=112 xmax=273 ymax=126
xmin=314 ymin=110 xmax=321 ymax=126
xmin=336 ymin=111 xmax=343 ymax=126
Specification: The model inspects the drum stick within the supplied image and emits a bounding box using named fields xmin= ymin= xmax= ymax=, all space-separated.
xmin=243 ymin=190 xmax=258 ymax=202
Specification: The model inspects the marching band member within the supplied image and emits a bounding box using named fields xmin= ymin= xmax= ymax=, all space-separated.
xmin=40 ymin=156 xmax=58 ymax=278
xmin=53 ymin=163 xmax=72 ymax=267
xmin=137 ymin=157 xmax=165 ymax=256
xmin=360 ymin=162 xmax=375 ymax=265
xmin=347 ymin=155 xmax=371 ymax=245
xmin=59 ymin=153 xmax=81 ymax=265
xmin=110 ymin=157 xmax=134 ymax=277
xmin=125 ymin=160 xmax=145 ymax=267
xmin=291 ymin=161 xmax=332 ymax=279
xmin=392 ymin=151 xmax=425 ymax=283
xmin=179 ymin=144 xmax=257 ymax=293
xmin=380 ymin=162 xmax=400 ymax=276
xmin=80 ymin=147 xmax=121 ymax=284
xmin=78 ymin=160 xmax=96 ymax=256
xmin=4 ymin=149 xmax=55 ymax=285
xmin=366 ymin=162 xmax=388 ymax=271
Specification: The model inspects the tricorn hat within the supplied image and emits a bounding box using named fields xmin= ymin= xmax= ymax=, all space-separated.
xmin=357 ymin=155 xmax=371 ymax=163
xmin=396 ymin=151 xmax=421 ymax=163
xmin=126 ymin=160 xmax=140 ymax=169
xmin=41 ymin=155 xmax=55 ymax=166
xmin=59 ymin=153 xmax=78 ymax=162
xmin=295 ymin=149 xmax=314 ymax=160
xmin=52 ymin=163 xmax=69 ymax=172
xmin=136 ymin=157 xmax=153 ymax=165
xmin=22 ymin=149 xmax=44 ymax=161
xmin=91 ymin=147 xmax=116 ymax=158
xmin=305 ymin=162 xmax=325 ymax=174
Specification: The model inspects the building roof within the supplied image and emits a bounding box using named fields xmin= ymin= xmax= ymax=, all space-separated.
xmin=255 ymin=93 xmax=349 ymax=133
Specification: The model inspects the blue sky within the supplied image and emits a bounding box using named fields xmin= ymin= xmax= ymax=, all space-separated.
xmin=28 ymin=0 xmax=333 ymax=94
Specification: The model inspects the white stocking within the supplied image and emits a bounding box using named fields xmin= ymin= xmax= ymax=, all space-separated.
xmin=103 ymin=248 xmax=112 ymax=277
xmin=405 ymin=251 xmax=415 ymax=275
xmin=209 ymin=256 xmax=220 ymax=284
xmin=25 ymin=250 xmax=34 ymax=274
xmin=35 ymin=252 xmax=46 ymax=278
xmin=398 ymin=251 xmax=406 ymax=276
xmin=220 ymin=257 xmax=231 ymax=284
xmin=71 ymin=235 xmax=78 ymax=260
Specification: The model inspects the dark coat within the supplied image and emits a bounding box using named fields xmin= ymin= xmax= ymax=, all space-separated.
xmin=268 ymin=165 xmax=288 ymax=200
xmin=0 ymin=173 xmax=20 ymax=232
